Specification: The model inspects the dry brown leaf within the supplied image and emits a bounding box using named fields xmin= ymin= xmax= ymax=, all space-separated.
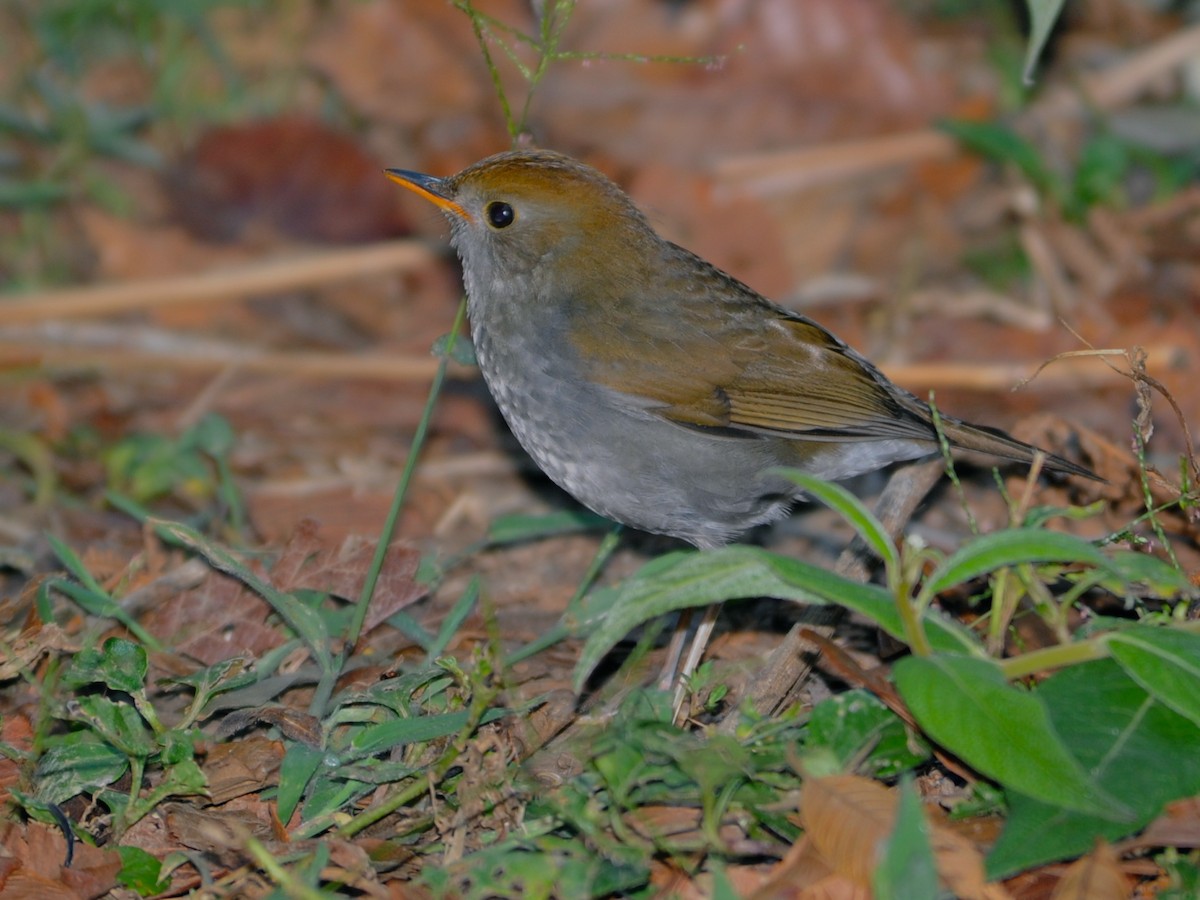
xmin=203 ymin=737 xmax=286 ymax=805
xmin=799 ymin=774 xmax=894 ymax=887
xmin=1121 ymin=795 xmax=1200 ymax=851
xmin=1050 ymin=841 xmax=1132 ymax=900
xmin=798 ymin=774 xmax=1010 ymax=900
xmin=143 ymin=569 xmax=283 ymax=666
xmin=928 ymin=819 xmax=1013 ymax=900
xmin=162 ymin=797 xmax=277 ymax=867
xmin=216 ymin=707 xmax=323 ymax=747
xmin=170 ymin=116 xmax=411 ymax=244
xmin=0 ymin=623 xmax=76 ymax=680
xmin=797 ymin=876 xmax=874 ymax=900
xmin=268 ymin=518 xmax=425 ymax=640
xmin=0 ymin=821 xmax=121 ymax=900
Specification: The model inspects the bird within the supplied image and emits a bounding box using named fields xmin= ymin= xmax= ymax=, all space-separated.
xmin=386 ymin=149 xmax=1094 ymax=698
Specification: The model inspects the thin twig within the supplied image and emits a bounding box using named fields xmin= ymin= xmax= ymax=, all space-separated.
xmin=0 ymin=240 xmax=438 ymax=324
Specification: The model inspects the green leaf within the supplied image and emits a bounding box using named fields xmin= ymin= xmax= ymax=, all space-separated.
xmin=874 ymin=776 xmax=938 ymax=900
xmin=1021 ymin=0 xmax=1067 ymax=85
xmin=1095 ymin=549 xmax=1197 ymax=599
xmin=432 ymin=331 xmax=477 ymax=366
xmin=116 ymin=846 xmax=171 ymax=895
xmin=71 ymin=695 xmax=155 ymax=758
xmin=894 ymin=654 xmax=1126 ymax=819
xmin=426 ymin=577 xmax=479 ymax=660
xmin=804 ymin=690 xmax=930 ymax=779
xmin=346 ymin=705 xmax=510 ymax=760
xmin=772 ymin=470 xmax=898 ymax=572
xmin=34 ymin=738 xmax=128 ymax=805
xmin=573 ymin=547 xmax=981 ymax=692
xmin=46 ymin=532 xmax=107 ymax=594
xmin=918 ymin=528 xmax=1109 ymax=602
xmin=0 ymin=178 xmax=69 ymax=207
xmin=43 ymin=578 xmax=160 ymax=649
xmin=165 ymin=657 xmax=255 ymax=707
xmin=186 ymin=412 xmax=236 ymax=457
xmin=277 ymin=742 xmax=324 ymax=824
xmin=987 ymin=658 xmax=1200 ymax=877
xmin=62 ymin=637 xmax=147 ymax=694
xmin=938 ymin=119 xmax=1061 ymax=202
xmin=1108 ymin=626 xmax=1200 ymax=727
xmin=157 ymin=757 xmax=207 ymax=799
xmin=1071 ymin=134 xmax=1129 ymax=214
xmin=159 ymin=730 xmax=195 ymax=767
xmin=485 ymin=508 xmax=610 ymax=545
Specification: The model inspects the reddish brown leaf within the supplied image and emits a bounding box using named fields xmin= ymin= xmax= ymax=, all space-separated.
xmin=170 ymin=116 xmax=411 ymax=244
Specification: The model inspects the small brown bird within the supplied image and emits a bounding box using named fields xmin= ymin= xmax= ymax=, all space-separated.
xmin=388 ymin=149 xmax=1090 ymax=547
xmin=387 ymin=150 xmax=1092 ymax=691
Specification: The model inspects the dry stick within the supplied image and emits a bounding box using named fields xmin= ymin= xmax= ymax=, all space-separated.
xmin=0 ymin=240 xmax=438 ymax=324
xmin=730 ymin=458 xmax=946 ymax=724
xmin=0 ymin=339 xmax=447 ymax=381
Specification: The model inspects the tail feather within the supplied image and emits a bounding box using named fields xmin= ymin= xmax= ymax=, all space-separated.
xmin=938 ymin=418 xmax=1101 ymax=481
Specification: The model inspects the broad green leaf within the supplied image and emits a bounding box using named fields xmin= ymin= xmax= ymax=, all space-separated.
xmin=772 ymin=470 xmax=898 ymax=572
xmin=987 ymin=658 xmax=1200 ymax=877
xmin=803 ymin=690 xmax=930 ymax=779
xmin=918 ymin=528 xmax=1109 ymax=602
xmin=164 ymin=657 xmax=255 ymax=706
xmin=874 ymin=777 xmax=938 ymax=900
xmin=34 ymin=739 xmax=128 ymax=805
xmin=1096 ymin=549 xmax=1197 ymax=599
xmin=116 ymin=846 xmax=171 ymax=895
xmin=62 ymin=637 xmax=147 ymax=694
xmin=1108 ymin=626 xmax=1200 ymax=727
xmin=574 ymin=547 xmax=981 ymax=691
xmin=159 ymin=730 xmax=195 ymax=767
xmin=71 ymin=695 xmax=155 ymax=758
xmin=894 ymin=654 xmax=1125 ymax=819
xmin=153 ymin=757 xmax=207 ymax=801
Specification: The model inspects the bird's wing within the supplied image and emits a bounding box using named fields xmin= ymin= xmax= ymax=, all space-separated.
xmin=578 ymin=305 xmax=936 ymax=443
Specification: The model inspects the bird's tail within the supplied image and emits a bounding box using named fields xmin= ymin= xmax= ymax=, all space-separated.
xmin=938 ymin=417 xmax=1100 ymax=481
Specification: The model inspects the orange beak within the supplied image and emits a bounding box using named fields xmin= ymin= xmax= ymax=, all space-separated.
xmin=385 ymin=168 xmax=472 ymax=222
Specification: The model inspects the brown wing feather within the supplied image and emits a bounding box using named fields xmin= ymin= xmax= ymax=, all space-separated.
xmin=577 ymin=292 xmax=936 ymax=442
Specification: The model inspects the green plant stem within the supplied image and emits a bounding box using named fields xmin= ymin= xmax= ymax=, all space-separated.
xmin=894 ymin=541 xmax=934 ymax=657
xmin=345 ymin=296 xmax=469 ymax=657
xmin=336 ymin=676 xmax=501 ymax=840
xmin=896 ymin=576 xmax=933 ymax=658
xmin=244 ymin=835 xmax=329 ymax=900
xmin=1000 ymin=638 xmax=1110 ymax=680
xmin=1002 ymin=618 xmax=1200 ymax=680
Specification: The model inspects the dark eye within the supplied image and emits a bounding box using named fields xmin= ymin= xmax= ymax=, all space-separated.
xmin=486 ymin=201 xmax=515 ymax=229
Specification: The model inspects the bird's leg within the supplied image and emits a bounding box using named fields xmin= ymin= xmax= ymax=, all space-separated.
xmin=670 ymin=602 xmax=722 ymax=721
